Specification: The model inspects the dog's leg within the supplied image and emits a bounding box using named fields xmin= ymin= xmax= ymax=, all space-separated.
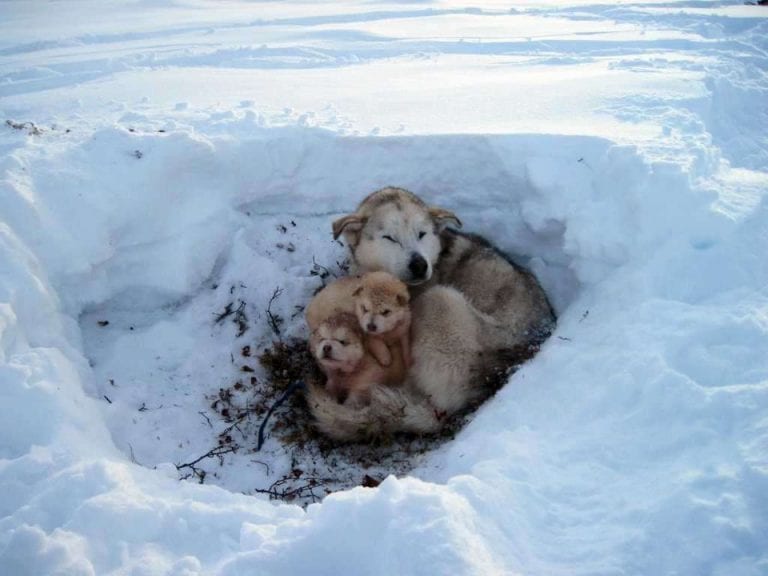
xmin=324 ymin=373 xmax=347 ymax=404
xmin=367 ymin=337 xmax=392 ymax=367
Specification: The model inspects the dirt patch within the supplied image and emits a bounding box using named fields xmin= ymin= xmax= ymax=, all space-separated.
xmin=201 ymin=333 xmax=542 ymax=505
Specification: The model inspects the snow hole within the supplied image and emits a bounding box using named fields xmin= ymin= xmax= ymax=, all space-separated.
xmin=64 ymin=125 xmax=664 ymax=504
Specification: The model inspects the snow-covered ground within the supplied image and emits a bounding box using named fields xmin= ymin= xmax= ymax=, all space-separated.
xmin=1 ymin=0 xmax=767 ymax=574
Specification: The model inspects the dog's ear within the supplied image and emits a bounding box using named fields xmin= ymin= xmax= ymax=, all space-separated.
xmin=332 ymin=214 xmax=367 ymax=240
xmin=352 ymin=286 xmax=363 ymax=297
xmin=429 ymin=207 xmax=462 ymax=230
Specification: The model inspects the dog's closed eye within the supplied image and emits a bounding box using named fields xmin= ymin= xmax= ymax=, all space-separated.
xmin=382 ymin=235 xmax=399 ymax=244
xmin=418 ymin=231 xmax=427 ymax=239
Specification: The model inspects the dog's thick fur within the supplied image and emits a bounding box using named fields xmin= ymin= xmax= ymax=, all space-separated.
xmin=306 ymin=187 xmax=555 ymax=440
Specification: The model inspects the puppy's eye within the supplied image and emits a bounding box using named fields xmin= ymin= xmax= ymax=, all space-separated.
xmin=382 ymin=309 xmax=391 ymax=317
xmin=418 ymin=231 xmax=427 ymax=239
xmin=339 ymin=340 xmax=347 ymax=346
xmin=383 ymin=235 xmax=397 ymax=243
xmin=361 ymin=306 xmax=369 ymax=313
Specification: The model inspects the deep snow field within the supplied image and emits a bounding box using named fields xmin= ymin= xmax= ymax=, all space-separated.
xmin=1 ymin=0 xmax=768 ymax=574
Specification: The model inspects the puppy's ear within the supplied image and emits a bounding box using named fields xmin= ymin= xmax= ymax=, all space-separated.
xmin=332 ymin=214 xmax=367 ymax=240
xmin=429 ymin=207 xmax=462 ymax=230
xmin=352 ymin=286 xmax=363 ymax=297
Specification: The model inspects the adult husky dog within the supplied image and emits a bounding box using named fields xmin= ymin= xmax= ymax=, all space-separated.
xmin=306 ymin=187 xmax=555 ymax=441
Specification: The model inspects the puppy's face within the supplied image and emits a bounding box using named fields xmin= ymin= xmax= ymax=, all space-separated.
xmin=333 ymin=194 xmax=461 ymax=285
xmin=354 ymin=275 xmax=410 ymax=335
xmin=310 ymin=316 xmax=364 ymax=373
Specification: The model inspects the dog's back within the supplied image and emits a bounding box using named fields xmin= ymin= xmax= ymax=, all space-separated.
xmin=431 ymin=229 xmax=555 ymax=348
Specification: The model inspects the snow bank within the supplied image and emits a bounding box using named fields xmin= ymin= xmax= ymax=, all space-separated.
xmin=3 ymin=115 xmax=767 ymax=574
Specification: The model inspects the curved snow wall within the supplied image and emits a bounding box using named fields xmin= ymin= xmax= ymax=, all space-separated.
xmin=1 ymin=124 xmax=708 ymax=475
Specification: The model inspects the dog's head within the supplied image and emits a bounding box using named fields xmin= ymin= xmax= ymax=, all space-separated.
xmin=309 ymin=313 xmax=365 ymax=373
xmin=332 ymin=187 xmax=461 ymax=285
xmin=353 ymin=271 xmax=410 ymax=335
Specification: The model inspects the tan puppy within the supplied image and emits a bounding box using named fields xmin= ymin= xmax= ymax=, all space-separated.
xmin=308 ymin=313 xmax=381 ymax=405
xmin=352 ymin=271 xmax=412 ymax=369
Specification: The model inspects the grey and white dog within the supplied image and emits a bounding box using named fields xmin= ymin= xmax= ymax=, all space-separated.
xmin=306 ymin=187 xmax=555 ymax=440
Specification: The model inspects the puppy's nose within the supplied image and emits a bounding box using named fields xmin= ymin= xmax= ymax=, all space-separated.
xmin=322 ymin=344 xmax=332 ymax=357
xmin=367 ymin=322 xmax=377 ymax=333
xmin=409 ymin=253 xmax=428 ymax=279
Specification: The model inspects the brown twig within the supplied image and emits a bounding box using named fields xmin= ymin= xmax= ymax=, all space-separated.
xmin=254 ymin=475 xmax=335 ymax=504
xmin=214 ymin=302 xmax=234 ymax=323
xmin=176 ymin=445 xmax=237 ymax=484
xmin=266 ymin=288 xmax=284 ymax=338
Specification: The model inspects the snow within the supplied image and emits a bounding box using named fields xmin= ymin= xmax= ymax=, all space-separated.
xmin=1 ymin=0 xmax=767 ymax=574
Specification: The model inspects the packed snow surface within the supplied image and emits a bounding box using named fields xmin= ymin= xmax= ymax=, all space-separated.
xmin=1 ymin=0 xmax=767 ymax=574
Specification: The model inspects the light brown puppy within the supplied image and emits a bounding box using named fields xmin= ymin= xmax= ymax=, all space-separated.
xmin=353 ymin=271 xmax=412 ymax=369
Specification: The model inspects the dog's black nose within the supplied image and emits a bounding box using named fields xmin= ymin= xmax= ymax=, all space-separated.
xmin=367 ymin=322 xmax=377 ymax=333
xmin=322 ymin=344 xmax=332 ymax=356
xmin=409 ymin=253 xmax=428 ymax=280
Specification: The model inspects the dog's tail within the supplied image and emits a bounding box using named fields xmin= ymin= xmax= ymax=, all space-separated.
xmin=305 ymin=382 xmax=440 ymax=442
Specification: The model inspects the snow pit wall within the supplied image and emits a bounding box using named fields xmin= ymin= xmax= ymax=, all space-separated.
xmin=1 ymin=124 xmax=697 ymax=467
xmin=0 ymin=125 xmax=718 ymax=573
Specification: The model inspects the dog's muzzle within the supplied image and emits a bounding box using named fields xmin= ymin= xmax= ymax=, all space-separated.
xmin=408 ymin=253 xmax=429 ymax=283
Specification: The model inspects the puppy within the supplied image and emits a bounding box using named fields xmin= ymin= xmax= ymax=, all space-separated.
xmin=309 ymin=312 xmax=405 ymax=406
xmin=353 ymin=271 xmax=412 ymax=369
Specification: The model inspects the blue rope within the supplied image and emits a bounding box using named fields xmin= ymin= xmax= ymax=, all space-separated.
xmin=256 ymin=380 xmax=307 ymax=451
